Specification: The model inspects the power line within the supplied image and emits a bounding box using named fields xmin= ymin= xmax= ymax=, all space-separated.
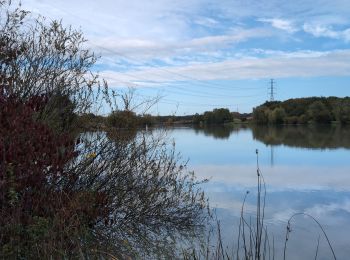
xmin=103 ymin=70 xmax=267 ymax=100
xmin=94 ymin=42 xmax=267 ymax=94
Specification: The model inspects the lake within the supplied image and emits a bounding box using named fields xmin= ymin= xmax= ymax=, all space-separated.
xmin=167 ymin=124 xmax=350 ymax=260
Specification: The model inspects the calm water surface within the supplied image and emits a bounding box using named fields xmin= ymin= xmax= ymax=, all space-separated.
xmin=168 ymin=125 xmax=350 ymax=260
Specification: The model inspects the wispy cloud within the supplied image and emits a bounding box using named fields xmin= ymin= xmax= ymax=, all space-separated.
xmin=303 ymin=23 xmax=350 ymax=42
xmin=258 ymin=18 xmax=298 ymax=33
xmin=87 ymin=28 xmax=272 ymax=61
xmin=193 ymin=17 xmax=219 ymax=28
xmin=22 ymin=0 xmax=350 ymax=51
xmin=100 ymin=49 xmax=350 ymax=86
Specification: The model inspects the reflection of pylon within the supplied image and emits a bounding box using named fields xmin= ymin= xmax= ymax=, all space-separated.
xmin=270 ymin=146 xmax=274 ymax=167
xmin=269 ymin=79 xmax=275 ymax=102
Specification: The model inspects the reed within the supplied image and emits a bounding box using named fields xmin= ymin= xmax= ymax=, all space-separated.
xmin=182 ymin=149 xmax=336 ymax=260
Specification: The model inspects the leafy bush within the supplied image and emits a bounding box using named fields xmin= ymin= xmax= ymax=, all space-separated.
xmin=107 ymin=110 xmax=138 ymax=129
xmin=202 ymin=108 xmax=232 ymax=124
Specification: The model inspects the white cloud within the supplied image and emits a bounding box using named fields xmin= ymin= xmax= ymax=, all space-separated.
xmin=21 ymin=0 xmax=350 ymax=43
xmin=99 ymin=49 xmax=350 ymax=86
xmin=21 ymin=0 xmax=201 ymax=41
xmin=17 ymin=0 xmax=350 ymax=63
xmin=303 ymin=23 xmax=350 ymax=42
xmin=215 ymin=0 xmax=350 ymax=24
xmin=251 ymin=49 xmax=328 ymax=58
xmin=87 ymin=28 xmax=271 ymax=61
xmin=193 ymin=17 xmax=219 ymax=27
xmin=258 ymin=18 xmax=298 ymax=33
xmin=17 ymin=0 xmax=350 ymax=84
xmin=189 ymin=27 xmax=271 ymax=46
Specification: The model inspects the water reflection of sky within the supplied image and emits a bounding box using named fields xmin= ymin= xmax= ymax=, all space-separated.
xmin=168 ymin=126 xmax=350 ymax=260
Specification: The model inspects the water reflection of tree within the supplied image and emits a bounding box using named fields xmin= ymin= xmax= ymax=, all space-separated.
xmin=193 ymin=125 xmax=247 ymax=139
xmin=251 ymin=125 xmax=350 ymax=149
xmin=106 ymin=127 xmax=138 ymax=142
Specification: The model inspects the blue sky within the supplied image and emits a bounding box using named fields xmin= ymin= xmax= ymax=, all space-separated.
xmin=21 ymin=0 xmax=350 ymax=115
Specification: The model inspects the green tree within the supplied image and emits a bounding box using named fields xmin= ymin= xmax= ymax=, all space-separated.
xmin=334 ymin=99 xmax=350 ymax=124
xmin=212 ymin=108 xmax=232 ymax=124
xmin=308 ymin=101 xmax=332 ymax=123
xmin=253 ymin=106 xmax=269 ymax=124
xmin=202 ymin=108 xmax=232 ymax=124
xmin=193 ymin=113 xmax=203 ymax=124
xmin=203 ymin=110 xmax=214 ymax=124
xmin=106 ymin=110 xmax=138 ymax=129
xmin=268 ymin=107 xmax=286 ymax=124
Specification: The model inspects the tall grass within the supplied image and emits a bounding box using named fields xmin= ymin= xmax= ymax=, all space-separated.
xmin=183 ymin=149 xmax=336 ymax=260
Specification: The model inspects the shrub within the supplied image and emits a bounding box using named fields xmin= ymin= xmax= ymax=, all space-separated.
xmin=0 ymin=91 xmax=87 ymax=258
xmin=106 ymin=110 xmax=138 ymax=129
xmin=0 ymin=1 xmax=208 ymax=258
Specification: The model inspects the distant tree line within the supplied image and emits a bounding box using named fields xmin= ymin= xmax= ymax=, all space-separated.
xmin=76 ymin=111 xmax=156 ymax=131
xmin=82 ymin=96 xmax=350 ymax=129
xmin=253 ymin=97 xmax=350 ymax=125
xmin=84 ymin=108 xmax=251 ymax=129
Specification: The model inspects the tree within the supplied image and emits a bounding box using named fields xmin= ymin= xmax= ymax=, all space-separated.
xmin=0 ymin=0 xmax=101 ymax=130
xmin=203 ymin=110 xmax=214 ymax=124
xmin=212 ymin=108 xmax=232 ymax=124
xmin=333 ymin=98 xmax=350 ymax=124
xmin=308 ymin=101 xmax=332 ymax=123
xmin=107 ymin=110 xmax=138 ymax=129
xmin=268 ymin=107 xmax=286 ymax=124
xmin=201 ymin=108 xmax=232 ymax=124
xmin=193 ymin=113 xmax=203 ymax=124
xmin=253 ymin=106 xmax=269 ymax=124
xmin=0 ymin=1 xmax=207 ymax=258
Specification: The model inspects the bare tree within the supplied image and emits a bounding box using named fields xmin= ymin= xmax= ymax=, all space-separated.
xmin=0 ymin=0 xmax=103 ymax=124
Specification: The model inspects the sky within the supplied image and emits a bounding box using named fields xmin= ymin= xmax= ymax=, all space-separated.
xmin=20 ymin=0 xmax=350 ymax=115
